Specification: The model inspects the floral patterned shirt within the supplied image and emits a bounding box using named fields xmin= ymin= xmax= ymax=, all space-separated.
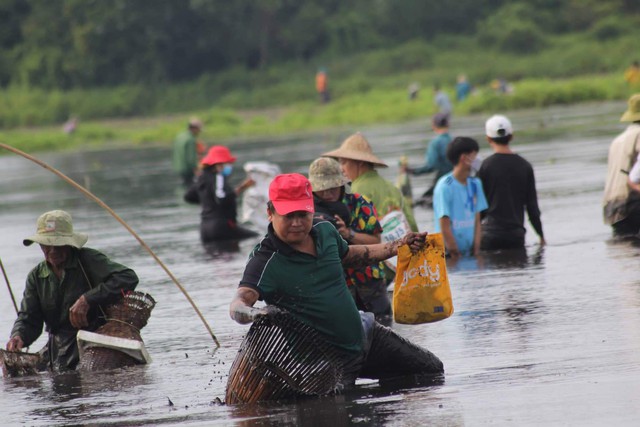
xmin=343 ymin=192 xmax=385 ymax=287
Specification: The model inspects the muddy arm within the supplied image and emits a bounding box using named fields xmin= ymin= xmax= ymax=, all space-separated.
xmin=342 ymin=231 xmax=428 ymax=269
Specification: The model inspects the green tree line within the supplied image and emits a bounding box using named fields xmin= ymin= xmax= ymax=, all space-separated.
xmin=1 ymin=0 xmax=638 ymax=89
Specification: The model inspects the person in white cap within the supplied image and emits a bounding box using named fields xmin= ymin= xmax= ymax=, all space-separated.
xmin=477 ymin=115 xmax=545 ymax=250
xmin=603 ymin=93 xmax=640 ymax=236
xmin=5 ymin=210 xmax=138 ymax=372
xmin=172 ymin=117 xmax=204 ymax=187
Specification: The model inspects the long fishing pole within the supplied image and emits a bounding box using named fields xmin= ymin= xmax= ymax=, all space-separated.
xmin=0 ymin=142 xmax=220 ymax=348
xmin=0 ymin=256 xmax=19 ymax=315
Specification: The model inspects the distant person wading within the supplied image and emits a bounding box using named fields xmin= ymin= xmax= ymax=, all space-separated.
xmin=173 ymin=118 xmax=204 ymax=187
xmin=184 ymin=146 xmax=257 ymax=242
xmin=477 ymin=115 xmax=545 ymax=250
xmin=603 ymin=93 xmax=640 ymax=237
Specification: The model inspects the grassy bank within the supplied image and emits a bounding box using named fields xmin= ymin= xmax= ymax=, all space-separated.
xmin=1 ymin=30 xmax=638 ymax=154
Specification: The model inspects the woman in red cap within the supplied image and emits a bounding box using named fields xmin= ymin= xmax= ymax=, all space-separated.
xmin=184 ymin=146 xmax=258 ymax=241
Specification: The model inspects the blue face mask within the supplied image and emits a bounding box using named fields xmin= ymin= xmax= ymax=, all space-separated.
xmin=222 ymin=164 xmax=233 ymax=177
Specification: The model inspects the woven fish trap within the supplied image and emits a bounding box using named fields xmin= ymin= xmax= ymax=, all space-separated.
xmin=78 ymin=347 xmax=139 ymax=371
xmin=0 ymin=350 xmax=42 ymax=378
xmin=77 ymin=291 xmax=155 ymax=372
xmin=225 ymin=310 xmax=346 ymax=405
xmin=104 ymin=291 xmax=156 ymax=332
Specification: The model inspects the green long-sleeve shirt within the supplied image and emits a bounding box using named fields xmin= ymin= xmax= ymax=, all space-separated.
xmin=10 ymin=247 xmax=138 ymax=370
xmin=351 ymin=170 xmax=418 ymax=232
xmin=172 ymin=130 xmax=198 ymax=176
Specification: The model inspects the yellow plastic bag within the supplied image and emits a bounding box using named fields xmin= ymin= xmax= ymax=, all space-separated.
xmin=393 ymin=233 xmax=453 ymax=324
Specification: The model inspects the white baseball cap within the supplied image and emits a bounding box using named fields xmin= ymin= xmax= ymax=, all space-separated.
xmin=485 ymin=115 xmax=513 ymax=138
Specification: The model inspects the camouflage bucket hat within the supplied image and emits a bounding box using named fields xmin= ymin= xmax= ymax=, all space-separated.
xmin=308 ymin=157 xmax=350 ymax=192
xmin=23 ymin=210 xmax=88 ymax=248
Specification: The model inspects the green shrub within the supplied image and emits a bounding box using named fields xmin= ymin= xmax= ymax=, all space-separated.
xmin=477 ymin=3 xmax=547 ymax=54
xmin=590 ymin=15 xmax=631 ymax=41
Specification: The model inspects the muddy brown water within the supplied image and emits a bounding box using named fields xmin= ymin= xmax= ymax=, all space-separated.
xmin=1 ymin=101 xmax=639 ymax=426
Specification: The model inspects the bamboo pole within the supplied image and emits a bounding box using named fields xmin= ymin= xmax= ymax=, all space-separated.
xmin=0 ymin=142 xmax=220 ymax=348
xmin=0 ymin=257 xmax=19 ymax=315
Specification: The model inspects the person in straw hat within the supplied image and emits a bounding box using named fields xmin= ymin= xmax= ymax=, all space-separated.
xmin=308 ymin=157 xmax=391 ymax=322
xmin=323 ymin=132 xmax=418 ymax=232
xmin=323 ymin=132 xmax=418 ymax=283
xmin=5 ymin=210 xmax=138 ymax=372
xmin=603 ymin=93 xmax=640 ymax=236
xmin=184 ymin=145 xmax=258 ymax=242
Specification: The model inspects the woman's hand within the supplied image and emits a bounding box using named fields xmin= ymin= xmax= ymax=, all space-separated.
xmin=334 ymin=216 xmax=349 ymax=239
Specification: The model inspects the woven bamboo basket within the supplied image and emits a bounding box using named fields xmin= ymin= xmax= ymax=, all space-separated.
xmin=225 ymin=309 xmax=346 ymax=405
xmin=77 ymin=291 xmax=155 ymax=372
xmin=0 ymin=349 xmax=42 ymax=378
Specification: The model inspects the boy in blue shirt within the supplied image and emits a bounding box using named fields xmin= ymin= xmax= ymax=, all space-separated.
xmin=433 ymin=137 xmax=488 ymax=259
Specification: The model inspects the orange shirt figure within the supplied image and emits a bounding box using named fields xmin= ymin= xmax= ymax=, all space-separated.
xmin=315 ymin=69 xmax=329 ymax=103
xmin=624 ymin=61 xmax=640 ymax=87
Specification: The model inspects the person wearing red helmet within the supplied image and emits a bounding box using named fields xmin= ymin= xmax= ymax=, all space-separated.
xmin=184 ymin=145 xmax=258 ymax=241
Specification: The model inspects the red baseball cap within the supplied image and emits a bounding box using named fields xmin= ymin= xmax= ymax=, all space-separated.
xmin=269 ymin=174 xmax=315 ymax=215
xmin=201 ymin=146 xmax=236 ymax=166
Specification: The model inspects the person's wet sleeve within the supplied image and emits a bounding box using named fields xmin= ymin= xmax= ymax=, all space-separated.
xmin=10 ymin=272 xmax=45 ymax=347
xmin=526 ymin=169 xmax=544 ymax=239
xmin=80 ymin=248 xmax=139 ymax=307
xmin=412 ymin=140 xmax=437 ymax=175
xmin=183 ymin=181 xmax=200 ymax=204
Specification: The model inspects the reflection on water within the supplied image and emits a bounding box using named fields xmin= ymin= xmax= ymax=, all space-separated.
xmin=1 ymin=102 xmax=640 ymax=425
xmin=447 ymin=246 xmax=544 ymax=272
xmin=203 ymin=239 xmax=243 ymax=259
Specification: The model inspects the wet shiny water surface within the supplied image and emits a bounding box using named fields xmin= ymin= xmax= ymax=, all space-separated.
xmin=1 ymin=102 xmax=639 ymax=426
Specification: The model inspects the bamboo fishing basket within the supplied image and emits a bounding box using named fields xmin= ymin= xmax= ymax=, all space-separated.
xmin=225 ymin=309 xmax=346 ymax=405
xmin=77 ymin=291 xmax=156 ymax=372
xmin=0 ymin=350 xmax=42 ymax=378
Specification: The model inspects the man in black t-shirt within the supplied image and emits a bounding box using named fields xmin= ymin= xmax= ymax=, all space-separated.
xmin=477 ymin=115 xmax=546 ymax=250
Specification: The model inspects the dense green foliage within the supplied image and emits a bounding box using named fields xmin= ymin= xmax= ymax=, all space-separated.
xmin=0 ymin=0 xmax=639 ymax=153
xmin=2 ymin=0 xmax=638 ymax=89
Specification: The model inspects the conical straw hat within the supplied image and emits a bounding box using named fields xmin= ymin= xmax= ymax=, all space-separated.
xmin=322 ymin=132 xmax=388 ymax=168
xmin=620 ymin=93 xmax=640 ymax=122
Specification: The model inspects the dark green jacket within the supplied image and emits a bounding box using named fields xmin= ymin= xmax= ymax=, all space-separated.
xmin=10 ymin=247 xmax=138 ymax=371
